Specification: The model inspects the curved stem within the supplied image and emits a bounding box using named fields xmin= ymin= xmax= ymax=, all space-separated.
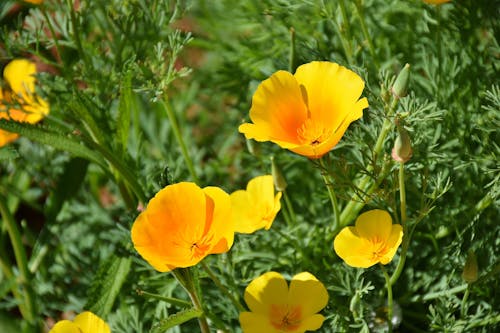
xmin=380 ymin=264 xmax=393 ymax=333
xmin=354 ymin=0 xmax=379 ymax=69
xmin=201 ymin=261 xmax=245 ymax=312
xmin=318 ymin=157 xmax=340 ymax=231
xmin=460 ymin=285 xmax=470 ymax=317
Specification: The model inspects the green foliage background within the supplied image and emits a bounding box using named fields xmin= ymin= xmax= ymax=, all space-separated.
xmin=0 ymin=0 xmax=498 ymax=332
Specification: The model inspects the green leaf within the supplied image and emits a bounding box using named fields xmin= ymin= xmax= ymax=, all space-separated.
xmin=85 ymin=254 xmax=131 ymax=317
xmin=117 ymin=65 xmax=136 ymax=154
xmin=150 ymin=308 xmax=203 ymax=333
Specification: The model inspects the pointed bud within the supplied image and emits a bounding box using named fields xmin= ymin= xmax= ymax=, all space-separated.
xmin=391 ymin=63 xmax=411 ymax=99
xmin=271 ymin=156 xmax=287 ymax=191
xmin=245 ymin=138 xmax=260 ymax=157
xmin=392 ymin=126 xmax=413 ymax=163
xmin=462 ymin=250 xmax=478 ymax=283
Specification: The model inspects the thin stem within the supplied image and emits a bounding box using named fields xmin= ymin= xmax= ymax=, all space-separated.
xmin=460 ymin=285 xmax=470 ymax=317
xmin=380 ymin=265 xmax=393 ymax=333
xmin=201 ymin=261 xmax=245 ymax=312
xmin=399 ymin=162 xmax=407 ymax=225
xmin=318 ymin=157 xmax=340 ymax=231
xmin=66 ymin=0 xmax=89 ymax=69
xmin=136 ymin=289 xmax=191 ymax=308
xmin=354 ymin=0 xmax=379 ymax=69
xmin=0 ymin=197 xmax=36 ymax=324
xmin=41 ymin=9 xmax=63 ymax=64
xmin=283 ymin=191 xmax=296 ymax=225
xmin=338 ymin=0 xmax=354 ymax=65
xmin=161 ymin=99 xmax=200 ymax=184
xmin=410 ymin=284 xmax=467 ymax=302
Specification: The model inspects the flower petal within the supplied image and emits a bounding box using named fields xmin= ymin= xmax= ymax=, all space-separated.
xmin=288 ymin=272 xmax=328 ymax=317
xmin=48 ymin=320 xmax=81 ymax=333
xmin=297 ymin=314 xmax=326 ymax=332
xmin=203 ymin=186 xmax=234 ymax=253
xmin=355 ymin=209 xmax=393 ymax=243
xmin=239 ymin=312 xmax=279 ymax=333
xmin=73 ymin=311 xmax=110 ymax=333
xmin=244 ymin=272 xmax=288 ymax=315
xmin=3 ymin=59 xmax=36 ymax=97
xmin=380 ymin=224 xmax=403 ymax=265
xmin=231 ymin=190 xmax=259 ymax=233
xmin=240 ymin=70 xmax=308 ymax=145
xmin=334 ymin=226 xmax=377 ymax=268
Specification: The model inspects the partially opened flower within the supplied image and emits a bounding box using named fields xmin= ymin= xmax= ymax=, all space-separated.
xmin=0 ymin=59 xmax=49 ymax=146
xmin=231 ymin=175 xmax=282 ymax=233
xmin=49 ymin=311 xmax=110 ymax=333
xmin=239 ymin=61 xmax=368 ymax=159
xmin=131 ymin=182 xmax=234 ymax=272
xmin=423 ymin=0 xmax=451 ymax=4
xmin=334 ymin=210 xmax=403 ymax=268
xmin=240 ymin=271 xmax=328 ymax=333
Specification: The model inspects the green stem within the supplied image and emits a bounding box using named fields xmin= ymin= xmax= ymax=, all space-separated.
xmin=283 ymin=191 xmax=296 ymax=225
xmin=318 ymin=157 xmax=340 ymax=231
xmin=66 ymin=0 xmax=90 ymax=69
xmin=460 ymin=285 xmax=470 ymax=317
xmin=354 ymin=0 xmax=379 ymax=69
xmin=201 ymin=261 xmax=245 ymax=312
xmin=410 ymin=284 xmax=467 ymax=302
xmin=399 ymin=162 xmax=407 ymax=225
xmin=380 ymin=265 xmax=393 ymax=333
xmin=161 ymin=99 xmax=200 ymax=184
xmin=136 ymin=289 xmax=191 ymax=308
xmin=41 ymin=8 xmax=63 ymax=64
xmin=0 ymin=197 xmax=36 ymax=324
xmin=337 ymin=0 xmax=354 ymax=65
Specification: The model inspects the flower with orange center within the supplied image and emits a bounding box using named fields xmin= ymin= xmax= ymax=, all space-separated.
xmin=423 ymin=0 xmax=451 ymax=4
xmin=131 ymin=182 xmax=234 ymax=272
xmin=231 ymin=175 xmax=282 ymax=233
xmin=0 ymin=59 xmax=49 ymax=146
xmin=240 ymin=271 xmax=328 ymax=333
xmin=334 ymin=210 xmax=403 ymax=268
xmin=49 ymin=311 xmax=110 ymax=333
xmin=239 ymin=61 xmax=368 ymax=159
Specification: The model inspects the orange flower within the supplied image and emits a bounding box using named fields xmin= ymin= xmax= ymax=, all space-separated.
xmin=0 ymin=59 xmax=49 ymax=146
xmin=239 ymin=61 xmax=368 ymax=159
xmin=423 ymin=0 xmax=451 ymax=4
xmin=334 ymin=210 xmax=403 ymax=268
xmin=231 ymin=175 xmax=282 ymax=234
xmin=131 ymin=182 xmax=234 ymax=272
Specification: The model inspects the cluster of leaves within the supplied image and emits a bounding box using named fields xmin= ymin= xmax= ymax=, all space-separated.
xmin=0 ymin=0 xmax=498 ymax=332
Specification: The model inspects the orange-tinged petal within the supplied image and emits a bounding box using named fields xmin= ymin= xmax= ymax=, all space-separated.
xmin=288 ymin=272 xmax=328 ymax=317
xmin=380 ymin=224 xmax=403 ymax=265
xmin=240 ymin=312 xmax=279 ymax=333
xmin=203 ymin=186 xmax=234 ymax=253
xmin=244 ymin=272 xmax=288 ymax=315
xmin=48 ymin=320 xmax=81 ymax=333
xmin=355 ymin=209 xmax=393 ymax=243
xmin=73 ymin=311 xmax=110 ymax=333
xmin=240 ymin=70 xmax=307 ymax=144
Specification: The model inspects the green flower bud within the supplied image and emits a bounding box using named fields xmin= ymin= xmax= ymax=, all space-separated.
xmin=391 ymin=63 xmax=411 ymax=99
xmin=245 ymin=138 xmax=260 ymax=157
xmin=392 ymin=126 xmax=413 ymax=163
xmin=271 ymin=156 xmax=287 ymax=191
xmin=462 ymin=250 xmax=478 ymax=283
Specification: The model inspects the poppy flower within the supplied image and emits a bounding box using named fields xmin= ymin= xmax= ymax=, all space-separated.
xmin=239 ymin=61 xmax=368 ymax=159
xmin=423 ymin=0 xmax=451 ymax=4
xmin=231 ymin=175 xmax=282 ymax=234
xmin=0 ymin=59 xmax=49 ymax=146
xmin=334 ymin=210 xmax=403 ymax=268
xmin=240 ymin=271 xmax=329 ymax=333
xmin=131 ymin=182 xmax=234 ymax=272
xmin=49 ymin=311 xmax=110 ymax=333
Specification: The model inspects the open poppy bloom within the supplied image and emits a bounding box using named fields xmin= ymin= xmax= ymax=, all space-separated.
xmin=240 ymin=271 xmax=328 ymax=333
xmin=239 ymin=61 xmax=368 ymax=159
xmin=0 ymin=59 xmax=49 ymax=146
xmin=423 ymin=0 xmax=451 ymax=4
xmin=231 ymin=175 xmax=282 ymax=233
xmin=49 ymin=311 xmax=110 ymax=333
xmin=334 ymin=210 xmax=403 ymax=268
xmin=131 ymin=182 xmax=234 ymax=272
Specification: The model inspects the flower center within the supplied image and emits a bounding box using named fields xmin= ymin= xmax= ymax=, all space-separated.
xmin=296 ymin=118 xmax=332 ymax=146
xmin=189 ymin=234 xmax=214 ymax=260
xmin=369 ymin=237 xmax=389 ymax=261
xmin=269 ymin=304 xmax=302 ymax=331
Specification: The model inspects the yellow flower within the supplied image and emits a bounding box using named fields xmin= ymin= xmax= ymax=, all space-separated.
xmin=240 ymin=271 xmax=328 ymax=333
xmin=231 ymin=175 xmax=282 ymax=234
xmin=334 ymin=210 xmax=403 ymax=268
xmin=423 ymin=0 xmax=451 ymax=4
xmin=0 ymin=59 xmax=49 ymax=147
xmin=49 ymin=311 xmax=110 ymax=333
xmin=239 ymin=61 xmax=368 ymax=159
xmin=131 ymin=182 xmax=234 ymax=272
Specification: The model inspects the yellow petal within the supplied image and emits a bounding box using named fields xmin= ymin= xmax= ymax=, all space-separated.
xmin=288 ymin=272 xmax=328 ymax=317
xmin=203 ymin=186 xmax=234 ymax=253
xmin=265 ymin=191 xmax=282 ymax=230
xmin=334 ymin=227 xmax=378 ymax=268
xmin=244 ymin=272 xmax=288 ymax=315
xmin=48 ymin=320 xmax=81 ymax=333
xmin=240 ymin=70 xmax=307 ymax=144
xmin=297 ymin=314 xmax=326 ymax=332
xmin=3 ymin=59 xmax=37 ymax=98
xmin=294 ymin=61 xmax=367 ymax=130
xmin=73 ymin=312 xmax=110 ymax=333
xmin=231 ymin=190 xmax=259 ymax=233
xmin=380 ymin=224 xmax=404 ymax=265
xmin=239 ymin=312 xmax=279 ymax=333
xmin=355 ymin=209 xmax=393 ymax=243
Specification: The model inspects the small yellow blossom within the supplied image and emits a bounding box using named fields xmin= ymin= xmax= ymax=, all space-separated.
xmin=49 ymin=311 xmax=110 ymax=333
xmin=334 ymin=210 xmax=403 ymax=268
xmin=239 ymin=61 xmax=368 ymax=159
xmin=0 ymin=59 xmax=49 ymax=146
xmin=231 ymin=175 xmax=282 ymax=233
xmin=131 ymin=182 xmax=234 ymax=272
xmin=240 ymin=271 xmax=329 ymax=333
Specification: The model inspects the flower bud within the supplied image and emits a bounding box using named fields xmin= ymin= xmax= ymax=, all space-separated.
xmin=462 ymin=250 xmax=478 ymax=283
xmin=271 ymin=156 xmax=287 ymax=191
xmin=392 ymin=126 xmax=413 ymax=163
xmin=391 ymin=63 xmax=410 ymax=99
xmin=245 ymin=138 xmax=260 ymax=157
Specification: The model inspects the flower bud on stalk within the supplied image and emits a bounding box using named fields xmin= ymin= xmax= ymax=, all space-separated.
xmin=392 ymin=125 xmax=413 ymax=163
xmin=391 ymin=63 xmax=411 ymax=99
xmin=462 ymin=250 xmax=478 ymax=283
xmin=245 ymin=138 xmax=260 ymax=157
xmin=271 ymin=156 xmax=287 ymax=191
